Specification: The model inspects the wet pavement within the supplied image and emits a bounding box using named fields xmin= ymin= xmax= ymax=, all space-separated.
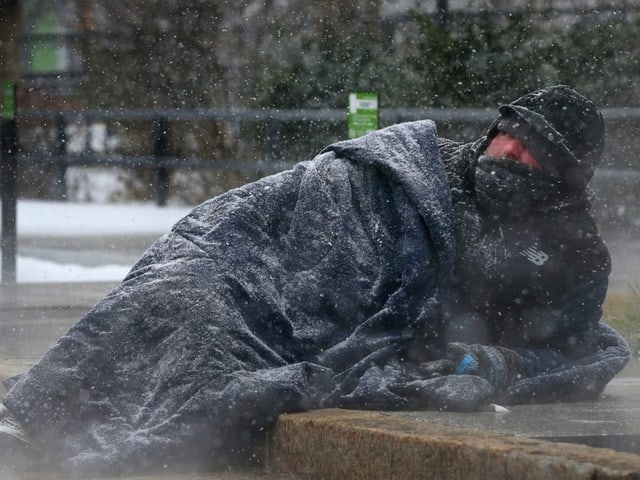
xmin=17 ymin=233 xmax=158 ymax=268
xmin=0 ymin=470 xmax=296 ymax=480
xmin=388 ymin=375 xmax=640 ymax=454
xmin=603 ymin=231 xmax=640 ymax=294
xmin=0 ymin=282 xmax=120 ymax=392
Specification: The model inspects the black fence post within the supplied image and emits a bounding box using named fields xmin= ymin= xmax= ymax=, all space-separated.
xmin=53 ymin=113 xmax=67 ymax=200
xmin=54 ymin=113 xmax=67 ymax=200
xmin=1 ymin=82 xmax=18 ymax=285
xmin=153 ymin=116 xmax=169 ymax=207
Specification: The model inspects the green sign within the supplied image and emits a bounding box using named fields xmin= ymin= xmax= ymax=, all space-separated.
xmin=3 ymin=82 xmax=16 ymax=120
xmin=348 ymin=92 xmax=378 ymax=139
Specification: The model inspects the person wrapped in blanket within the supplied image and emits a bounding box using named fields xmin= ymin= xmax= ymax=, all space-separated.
xmin=415 ymin=85 xmax=629 ymax=403
xmin=0 ymin=85 xmax=630 ymax=474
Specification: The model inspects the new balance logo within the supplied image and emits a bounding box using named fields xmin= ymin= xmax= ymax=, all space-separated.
xmin=520 ymin=246 xmax=549 ymax=266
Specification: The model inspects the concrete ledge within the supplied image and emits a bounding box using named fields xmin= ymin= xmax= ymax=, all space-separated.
xmin=269 ymin=409 xmax=640 ymax=480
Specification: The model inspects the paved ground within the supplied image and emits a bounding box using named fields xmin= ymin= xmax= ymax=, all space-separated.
xmin=0 ymin=282 xmax=120 ymax=392
xmin=604 ymin=231 xmax=640 ymax=294
xmin=391 ymin=376 xmax=640 ymax=453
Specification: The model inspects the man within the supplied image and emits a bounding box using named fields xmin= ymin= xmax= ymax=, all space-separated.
xmin=426 ymin=86 xmax=626 ymax=402
xmin=0 ymin=86 xmax=630 ymax=474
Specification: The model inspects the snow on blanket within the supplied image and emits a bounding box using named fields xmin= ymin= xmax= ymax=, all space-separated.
xmin=2 ymin=120 xmax=629 ymax=474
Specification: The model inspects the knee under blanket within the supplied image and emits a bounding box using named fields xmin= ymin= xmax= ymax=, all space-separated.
xmin=2 ymin=120 xmax=630 ymax=473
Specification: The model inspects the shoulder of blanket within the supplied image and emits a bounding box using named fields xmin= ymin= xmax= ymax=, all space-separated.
xmin=356 ymin=119 xmax=437 ymax=135
xmin=382 ymin=119 xmax=438 ymax=135
xmin=318 ymin=120 xmax=445 ymax=175
xmin=323 ymin=120 xmax=439 ymax=153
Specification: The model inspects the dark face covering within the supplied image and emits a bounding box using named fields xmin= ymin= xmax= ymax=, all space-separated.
xmin=474 ymin=154 xmax=563 ymax=216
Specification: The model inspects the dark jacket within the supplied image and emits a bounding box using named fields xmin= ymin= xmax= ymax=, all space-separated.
xmin=437 ymin=137 xmax=611 ymax=377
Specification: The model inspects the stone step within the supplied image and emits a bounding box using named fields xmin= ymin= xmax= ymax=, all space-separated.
xmin=268 ymin=403 xmax=640 ymax=480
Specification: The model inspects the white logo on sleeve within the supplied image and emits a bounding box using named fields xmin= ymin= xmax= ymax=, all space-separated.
xmin=520 ymin=246 xmax=549 ymax=266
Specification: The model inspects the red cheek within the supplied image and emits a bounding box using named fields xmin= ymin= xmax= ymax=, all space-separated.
xmin=486 ymin=134 xmax=542 ymax=170
xmin=520 ymin=151 xmax=543 ymax=170
xmin=486 ymin=136 xmax=510 ymax=157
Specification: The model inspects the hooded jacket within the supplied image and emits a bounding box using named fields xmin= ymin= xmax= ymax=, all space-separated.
xmin=437 ymin=136 xmax=611 ymax=377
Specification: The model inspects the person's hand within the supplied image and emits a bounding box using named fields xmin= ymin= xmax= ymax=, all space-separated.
xmin=391 ymin=374 xmax=494 ymax=411
xmin=415 ymin=358 xmax=457 ymax=378
xmin=447 ymin=343 xmax=515 ymax=389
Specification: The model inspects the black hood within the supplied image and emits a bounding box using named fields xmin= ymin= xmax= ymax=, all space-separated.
xmin=484 ymin=85 xmax=605 ymax=189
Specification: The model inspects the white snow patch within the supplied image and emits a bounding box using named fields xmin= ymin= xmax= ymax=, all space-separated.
xmin=1 ymin=200 xmax=193 ymax=283
xmin=16 ymin=200 xmax=191 ymax=237
xmin=17 ymin=256 xmax=132 ymax=283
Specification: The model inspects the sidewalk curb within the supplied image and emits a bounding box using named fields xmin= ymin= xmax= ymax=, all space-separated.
xmin=268 ymin=409 xmax=640 ymax=480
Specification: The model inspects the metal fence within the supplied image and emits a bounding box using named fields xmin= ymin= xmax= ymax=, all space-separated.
xmin=13 ymin=107 xmax=503 ymax=195
xmin=2 ymin=106 xmax=640 ymax=284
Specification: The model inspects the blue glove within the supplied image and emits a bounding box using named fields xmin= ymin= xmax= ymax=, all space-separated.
xmin=447 ymin=343 xmax=516 ymax=389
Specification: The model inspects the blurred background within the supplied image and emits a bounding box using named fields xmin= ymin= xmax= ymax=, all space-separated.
xmin=1 ymin=0 xmax=640 ymax=227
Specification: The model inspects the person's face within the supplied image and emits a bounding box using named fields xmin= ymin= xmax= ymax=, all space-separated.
xmin=485 ymin=133 xmax=542 ymax=171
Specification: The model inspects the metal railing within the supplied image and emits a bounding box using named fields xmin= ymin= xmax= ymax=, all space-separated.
xmin=2 ymin=106 xmax=640 ymax=284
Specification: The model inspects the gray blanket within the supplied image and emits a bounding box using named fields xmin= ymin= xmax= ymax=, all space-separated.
xmin=3 ymin=120 xmax=629 ymax=474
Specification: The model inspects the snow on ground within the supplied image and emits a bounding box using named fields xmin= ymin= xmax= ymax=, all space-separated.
xmin=17 ymin=256 xmax=133 ymax=283
xmin=2 ymin=200 xmax=193 ymax=283
xmin=16 ymin=200 xmax=191 ymax=237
